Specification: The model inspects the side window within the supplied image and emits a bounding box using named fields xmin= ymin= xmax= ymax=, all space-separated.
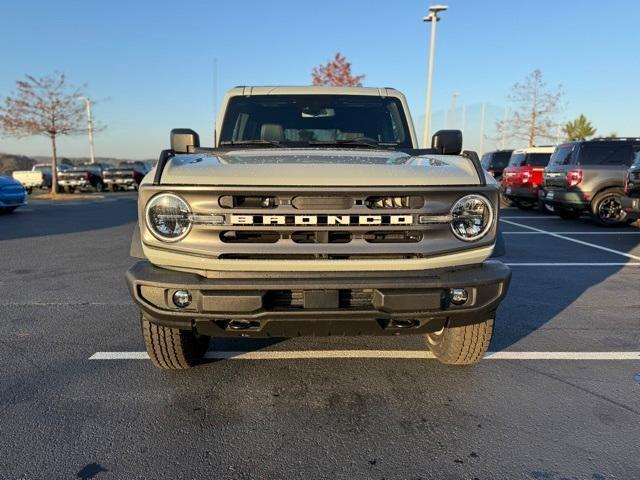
xmin=579 ymin=143 xmax=632 ymax=165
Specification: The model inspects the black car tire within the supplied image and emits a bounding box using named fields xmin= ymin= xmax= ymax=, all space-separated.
xmin=95 ymin=181 xmax=104 ymax=193
xmin=557 ymin=209 xmax=581 ymax=220
xmin=0 ymin=207 xmax=17 ymax=214
xmin=591 ymin=188 xmax=629 ymax=227
xmin=425 ymin=317 xmax=494 ymax=365
xmin=141 ymin=313 xmax=210 ymax=370
xmin=515 ymin=200 xmax=535 ymax=210
xmin=537 ymin=199 xmax=554 ymax=214
xmin=26 ymin=187 xmax=33 ymax=195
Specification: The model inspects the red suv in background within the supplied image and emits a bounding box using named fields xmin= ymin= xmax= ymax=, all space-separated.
xmin=501 ymin=146 xmax=555 ymax=210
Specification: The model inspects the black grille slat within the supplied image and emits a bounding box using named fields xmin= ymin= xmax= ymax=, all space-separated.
xmin=263 ymin=289 xmax=373 ymax=310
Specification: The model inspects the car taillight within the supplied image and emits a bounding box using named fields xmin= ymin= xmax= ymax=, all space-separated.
xmin=521 ymin=171 xmax=531 ymax=184
xmin=567 ymin=169 xmax=583 ymax=188
xmin=84 ymin=173 xmax=90 ymax=179
xmin=132 ymin=171 xmax=136 ymax=178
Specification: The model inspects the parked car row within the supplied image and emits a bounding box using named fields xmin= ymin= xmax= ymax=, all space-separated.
xmin=485 ymin=137 xmax=640 ymax=226
xmin=11 ymin=161 xmax=151 ymax=195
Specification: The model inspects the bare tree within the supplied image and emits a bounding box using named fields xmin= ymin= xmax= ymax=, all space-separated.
xmin=496 ymin=70 xmax=563 ymax=147
xmin=0 ymin=73 xmax=87 ymax=194
xmin=312 ymin=53 xmax=365 ymax=87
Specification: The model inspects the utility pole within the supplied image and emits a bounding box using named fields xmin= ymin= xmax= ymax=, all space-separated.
xmin=422 ymin=5 xmax=448 ymax=147
xmin=501 ymin=106 xmax=508 ymax=149
xmin=461 ymin=105 xmax=467 ymax=134
xmin=213 ymin=58 xmax=218 ymax=147
xmin=479 ymin=102 xmax=486 ymax=155
xmin=78 ymin=96 xmax=95 ymax=164
xmin=450 ymin=92 xmax=459 ymax=128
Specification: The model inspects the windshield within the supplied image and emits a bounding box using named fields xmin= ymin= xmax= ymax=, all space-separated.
xmin=510 ymin=152 xmax=552 ymax=167
xmin=219 ymin=95 xmax=412 ymax=148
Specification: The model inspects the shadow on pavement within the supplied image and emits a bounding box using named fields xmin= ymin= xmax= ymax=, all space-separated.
xmin=0 ymin=195 xmax=138 ymax=241
xmin=491 ymin=209 xmax=639 ymax=350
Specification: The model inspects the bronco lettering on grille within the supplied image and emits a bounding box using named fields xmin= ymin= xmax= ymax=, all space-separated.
xmin=229 ymin=215 xmax=413 ymax=226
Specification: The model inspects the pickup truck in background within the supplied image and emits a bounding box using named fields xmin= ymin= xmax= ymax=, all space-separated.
xmin=541 ymin=138 xmax=640 ymax=225
xmin=103 ymin=161 xmax=150 ymax=191
xmin=501 ymin=146 xmax=554 ymax=211
xmin=57 ymin=163 xmax=111 ymax=193
xmin=12 ymin=163 xmax=72 ymax=193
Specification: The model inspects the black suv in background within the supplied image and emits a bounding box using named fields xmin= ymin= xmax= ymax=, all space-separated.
xmin=621 ymin=154 xmax=640 ymax=221
xmin=541 ymin=138 xmax=640 ymax=226
xmin=480 ymin=150 xmax=513 ymax=181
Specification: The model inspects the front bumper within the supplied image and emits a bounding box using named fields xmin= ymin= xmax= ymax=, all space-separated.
xmin=621 ymin=196 xmax=640 ymax=219
xmin=0 ymin=194 xmax=27 ymax=208
xmin=538 ymin=189 xmax=589 ymax=210
xmin=126 ymin=260 xmax=511 ymax=337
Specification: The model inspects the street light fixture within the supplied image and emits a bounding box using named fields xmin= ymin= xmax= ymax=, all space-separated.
xmin=78 ymin=96 xmax=96 ymax=164
xmin=422 ymin=4 xmax=448 ymax=148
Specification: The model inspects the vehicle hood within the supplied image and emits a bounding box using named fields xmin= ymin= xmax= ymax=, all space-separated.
xmin=155 ymin=149 xmax=483 ymax=187
xmin=0 ymin=175 xmax=22 ymax=187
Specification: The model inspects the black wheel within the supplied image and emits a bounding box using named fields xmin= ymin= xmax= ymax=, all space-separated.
xmin=591 ymin=188 xmax=629 ymax=227
xmin=0 ymin=207 xmax=17 ymax=214
xmin=515 ymin=200 xmax=535 ymax=210
xmin=95 ymin=181 xmax=104 ymax=193
xmin=26 ymin=187 xmax=33 ymax=195
xmin=557 ymin=209 xmax=581 ymax=220
xmin=537 ymin=199 xmax=554 ymax=214
xmin=499 ymin=193 xmax=513 ymax=208
xmin=141 ymin=313 xmax=210 ymax=370
xmin=425 ymin=318 xmax=494 ymax=365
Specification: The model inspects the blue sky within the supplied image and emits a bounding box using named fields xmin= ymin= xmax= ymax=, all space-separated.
xmin=1 ymin=0 xmax=639 ymax=158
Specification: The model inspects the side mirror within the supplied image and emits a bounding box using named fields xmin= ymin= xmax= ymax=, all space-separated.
xmin=431 ymin=129 xmax=462 ymax=155
xmin=170 ymin=128 xmax=200 ymax=153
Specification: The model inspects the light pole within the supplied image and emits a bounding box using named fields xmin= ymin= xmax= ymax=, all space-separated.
xmin=450 ymin=92 xmax=459 ymax=128
xmin=422 ymin=4 xmax=448 ymax=147
xmin=78 ymin=96 xmax=96 ymax=164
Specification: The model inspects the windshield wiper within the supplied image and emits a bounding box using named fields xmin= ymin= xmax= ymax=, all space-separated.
xmin=308 ymin=139 xmax=398 ymax=149
xmin=220 ymin=140 xmax=283 ymax=148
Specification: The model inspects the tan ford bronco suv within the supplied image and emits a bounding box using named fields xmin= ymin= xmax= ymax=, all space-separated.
xmin=127 ymin=86 xmax=511 ymax=369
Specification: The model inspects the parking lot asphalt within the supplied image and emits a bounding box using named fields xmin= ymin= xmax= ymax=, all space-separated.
xmin=1 ymin=194 xmax=639 ymax=480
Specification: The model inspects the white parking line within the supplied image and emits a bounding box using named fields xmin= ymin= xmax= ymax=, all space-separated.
xmin=503 ymin=231 xmax=640 ymax=235
xmin=500 ymin=219 xmax=640 ymax=261
xmin=505 ymin=262 xmax=640 ymax=267
xmin=89 ymin=350 xmax=640 ymax=361
xmin=500 ymin=216 xmax=565 ymax=219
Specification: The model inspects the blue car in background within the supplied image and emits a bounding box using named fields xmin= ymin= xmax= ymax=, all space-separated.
xmin=0 ymin=175 xmax=27 ymax=213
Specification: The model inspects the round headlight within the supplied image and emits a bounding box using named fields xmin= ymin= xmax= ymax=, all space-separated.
xmin=145 ymin=193 xmax=192 ymax=242
xmin=450 ymin=194 xmax=494 ymax=241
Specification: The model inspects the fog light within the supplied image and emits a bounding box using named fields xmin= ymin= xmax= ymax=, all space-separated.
xmin=449 ymin=288 xmax=468 ymax=306
xmin=173 ymin=290 xmax=192 ymax=308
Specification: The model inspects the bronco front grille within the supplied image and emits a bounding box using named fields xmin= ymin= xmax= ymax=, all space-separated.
xmin=140 ymin=185 xmax=497 ymax=261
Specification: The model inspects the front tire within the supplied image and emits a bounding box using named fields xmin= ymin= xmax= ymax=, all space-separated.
xmin=141 ymin=313 xmax=210 ymax=370
xmin=426 ymin=318 xmax=494 ymax=365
